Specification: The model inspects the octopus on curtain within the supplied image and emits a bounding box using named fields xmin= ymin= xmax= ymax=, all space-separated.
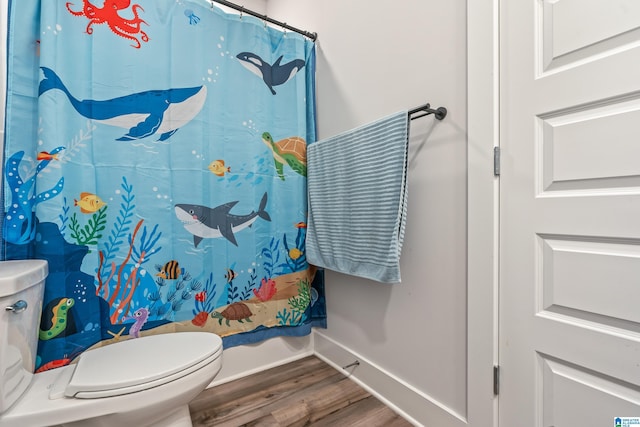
xmin=65 ymin=0 xmax=149 ymax=49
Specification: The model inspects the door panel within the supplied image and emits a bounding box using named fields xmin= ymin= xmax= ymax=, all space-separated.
xmin=500 ymin=0 xmax=640 ymax=425
xmin=540 ymin=0 xmax=640 ymax=73
xmin=539 ymin=355 xmax=640 ymax=427
xmin=539 ymin=100 xmax=640 ymax=191
xmin=539 ymin=235 xmax=640 ymax=327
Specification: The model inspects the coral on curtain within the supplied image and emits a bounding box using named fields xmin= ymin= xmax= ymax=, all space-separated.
xmin=1 ymin=0 xmax=325 ymax=372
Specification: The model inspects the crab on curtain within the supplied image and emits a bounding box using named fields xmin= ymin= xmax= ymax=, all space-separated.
xmin=1 ymin=0 xmax=325 ymax=372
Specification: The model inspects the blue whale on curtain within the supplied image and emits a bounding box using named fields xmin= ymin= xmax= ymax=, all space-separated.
xmin=38 ymin=67 xmax=207 ymax=141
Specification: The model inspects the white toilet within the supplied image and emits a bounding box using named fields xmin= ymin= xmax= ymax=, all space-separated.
xmin=0 ymin=259 xmax=223 ymax=427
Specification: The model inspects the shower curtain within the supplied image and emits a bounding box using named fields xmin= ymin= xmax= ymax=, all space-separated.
xmin=1 ymin=0 xmax=325 ymax=372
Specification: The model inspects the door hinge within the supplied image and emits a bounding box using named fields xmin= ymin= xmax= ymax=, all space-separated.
xmin=493 ymin=147 xmax=500 ymax=177
xmin=493 ymin=365 xmax=500 ymax=395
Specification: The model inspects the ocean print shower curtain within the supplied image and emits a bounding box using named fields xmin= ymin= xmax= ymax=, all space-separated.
xmin=2 ymin=0 xmax=325 ymax=372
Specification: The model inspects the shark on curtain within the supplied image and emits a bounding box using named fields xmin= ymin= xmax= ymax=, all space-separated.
xmin=175 ymin=192 xmax=272 ymax=248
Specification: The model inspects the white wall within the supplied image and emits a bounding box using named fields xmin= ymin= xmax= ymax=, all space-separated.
xmin=267 ymin=0 xmax=469 ymax=421
xmin=212 ymin=0 xmax=266 ymax=16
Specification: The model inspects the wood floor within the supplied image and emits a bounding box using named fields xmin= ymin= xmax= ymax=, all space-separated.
xmin=189 ymin=355 xmax=413 ymax=427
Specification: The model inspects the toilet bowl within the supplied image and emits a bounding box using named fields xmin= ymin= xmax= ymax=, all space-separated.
xmin=0 ymin=260 xmax=223 ymax=427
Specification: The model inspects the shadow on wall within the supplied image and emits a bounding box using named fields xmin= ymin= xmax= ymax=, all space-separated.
xmin=325 ymin=270 xmax=397 ymax=345
xmin=408 ymin=111 xmax=466 ymax=172
xmin=315 ymin=42 xmax=357 ymax=138
xmin=408 ymin=119 xmax=438 ymax=171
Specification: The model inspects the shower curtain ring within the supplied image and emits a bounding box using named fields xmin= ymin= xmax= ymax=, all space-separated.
xmin=239 ymin=6 xmax=244 ymax=19
xmin=283 ymin=23 xmax=287 ymax=36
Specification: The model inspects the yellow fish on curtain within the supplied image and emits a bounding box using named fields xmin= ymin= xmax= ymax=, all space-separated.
xmin=1 ymin=0 xmax=325 ymax=372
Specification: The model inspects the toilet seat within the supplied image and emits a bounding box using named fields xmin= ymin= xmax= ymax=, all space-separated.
xmin=50 ymin=332 xmax=222 ymax=399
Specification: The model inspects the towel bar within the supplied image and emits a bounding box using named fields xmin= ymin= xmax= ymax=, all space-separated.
xmin=408 ymin=103 xmax=447 ymax=121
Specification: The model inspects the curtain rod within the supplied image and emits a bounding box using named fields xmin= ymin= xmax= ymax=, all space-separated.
xmin=209 ymin=0 xmax=318 ymax=41
xmin=408 ymin=103 xmax=448 ymax=121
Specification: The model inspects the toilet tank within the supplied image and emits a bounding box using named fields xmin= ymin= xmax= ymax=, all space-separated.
xmin=0 ymin=260 xmax=48 ymax=414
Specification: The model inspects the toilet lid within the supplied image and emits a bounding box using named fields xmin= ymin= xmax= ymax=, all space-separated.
xmin=64 ymin=332 xmax=222 ymax=398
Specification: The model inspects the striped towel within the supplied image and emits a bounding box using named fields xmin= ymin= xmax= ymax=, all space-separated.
xmin=306 ymin=111 xmax=409 ymax=283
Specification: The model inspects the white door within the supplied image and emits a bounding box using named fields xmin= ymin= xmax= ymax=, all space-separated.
xmin=500 ymin=1 xmax=640 ymax=426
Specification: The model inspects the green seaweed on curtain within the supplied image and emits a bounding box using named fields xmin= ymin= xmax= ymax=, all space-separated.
xmin=276 ymin=279 xmax=311 ymax=326
xmin=68 ymin=205 xmax=107 ymax=247
xmin=289 ymin=279 xmax=311 ymax=313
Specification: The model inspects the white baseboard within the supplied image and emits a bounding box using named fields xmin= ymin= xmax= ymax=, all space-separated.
xmin=210 ymin=350 xmax=313 ymax=387
xmin=313 ymin=331 xmax=466 ymax=427
xmin=208 ymin=335 xmax=314 ymax=387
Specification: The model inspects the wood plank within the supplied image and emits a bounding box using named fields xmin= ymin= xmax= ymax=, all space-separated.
xmin=191 ymin=356 xmax=328 ymax=411
xmin=309 ymin=396 xmax=409 ymax=427
xmin=201 ymin=372 xmax=346 ymax=426
xmin=195 ymin=370 xmax=348 ymax=426
xmin=267 ymin=377 xmax=369 ymax=425
xmin=191 ymin=358 xmax=344 ymax=426
xmin=189 ymin=356 xmax=414 ymax=427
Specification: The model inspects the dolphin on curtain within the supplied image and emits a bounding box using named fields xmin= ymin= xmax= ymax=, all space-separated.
xmin=38 ymin=67 xmax=207 ymax=141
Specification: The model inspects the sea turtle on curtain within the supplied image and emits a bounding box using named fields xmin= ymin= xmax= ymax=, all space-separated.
xmin=236 ymin=52 xmax=305 ymax=95
xmin=38 ymin=67 xmax=206 ymax=142
xmin=261 ymin=132 xmax=307 ymax=180
xmin=211 ymin=302 xmax=253 ymax=327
